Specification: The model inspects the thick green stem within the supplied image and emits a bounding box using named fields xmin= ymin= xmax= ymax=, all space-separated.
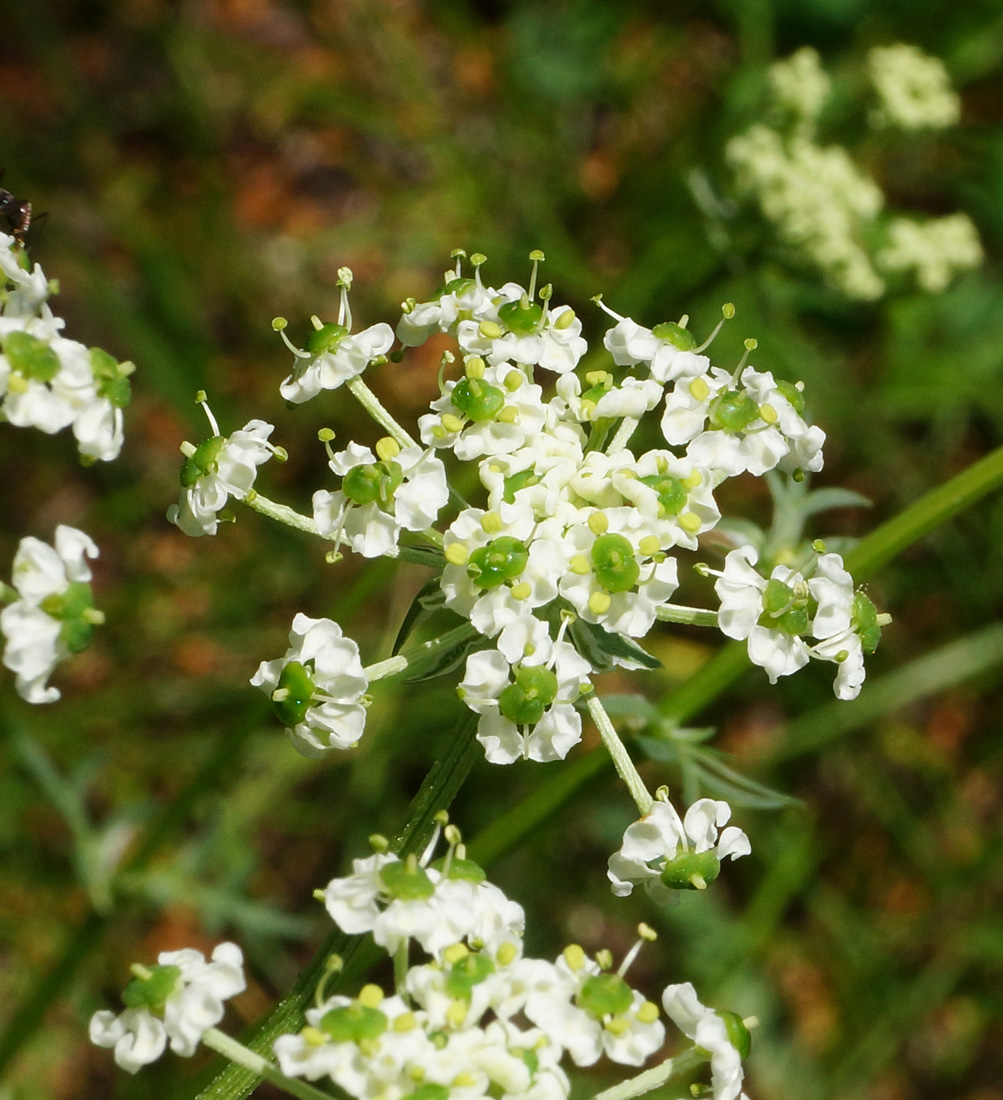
xmin=655 ymin=603 xmax=719 ymax=628
xmin=586 ymin=695 xmax=653 ymax=815
xmin=347 ymin=377 xmax=418 ymax=449
xmin=200 ymin=1029 xmax=335 ymax=1100
xmin=243 ymin=493 xmax=320 ymax=537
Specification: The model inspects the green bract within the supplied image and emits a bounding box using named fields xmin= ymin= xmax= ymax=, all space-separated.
xmin=652 ymin=321 xmax=697 ymax=351
xmin=467 ymin=537 xmax=529 ymax=589
xmin=710 ymin=390 xmax=759 ymax=433
xmin=591 ymin=533 xmax=640 ymax=593
xmin=3 ymin=330 xmax=60 ymax=382
xmin=342 ymin=461 xmax=404 ymax=509
xmin=452 ymin=377 xmax=505 ymax=422
xmin=121 ymin=964 xmax=181 ymax=1014
xmin=320 ymin=1003 xmax=388 ymax=1044
xmin=180 ymin=436 xmax=226 ymax=488
xmin=498 ymin=665 xmax=559 ymax=726
xmin=273 ymin=660 xmax=315 ymax=726
xmin=578 ymin=972 xmax=633 ymax=1018
xmin=659 ymin=849 xmax=722 ymax=890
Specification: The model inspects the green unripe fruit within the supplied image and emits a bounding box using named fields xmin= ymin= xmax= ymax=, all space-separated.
xmin=578 ymin=972 xmax=633 ymax=1018
xmin=378 ymin=860 xmax=436 ymax=900
xmin=774 ymin=378 xmax=805 ymax=416
xmin=306 ymin=322 xmax=349 ymax=356
xmin=3 ymin=331 xmax=60 ymax=382
xmin=498 ymin=299 xmax=543 ymax=334
xmin=445 ymin=953 xmax=496 ymax=999
xmin=502 ymin=469 xmax=540 ymax=504
xmin=180 ymin=435 xmax=226 ymax=487
xmin=451 ymin=377 xmax=505 ymax=422
xmin=639 ymin=474 xmax=687 ymax=516
xmin=716 ymin=1009 xmax=752 ymax=1060
xmin=652 ymin=321 xmax=696 ymax=351
xmin=467 ymin=536 xmax=529 ymax=589
xmin=440 ymin=277 xmax=475 ymax=297
xmin=320 ymin=1003 xmax=388 ymax=1043
xmin=273 ymin=660 xmax=315 ymax=726
xmin=498 ymin=665 xmax=559 ymax=726
xmin=852 ymin=591 xmax=882 ymax=653
xmin=121 ymin=964 xmax=181 ymax=1013
xmin=710 ymin=390 xmax=759 ymax=433
xmin=591 ymin=533 xmax=640 ymax=593
xmin=342 ymin=461 xmax=404 ymax=509
xmin=660 ymin=849 xmax=721 ymax=890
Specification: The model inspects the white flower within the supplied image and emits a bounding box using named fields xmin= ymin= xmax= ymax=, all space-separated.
xmin=868 ymin=44 xmax=960 ymax=131
xmin=251 ymin=613 xmax=369 ymax=756
xmin=1 ymin=525 xmax=100 ymax=703
xmin=555 ymin=372 xmax=663 ymax=423
xmin=603 ymin=316 xmax=711 ymax=384
xmin=167 ymin=417 xmax=278 ymax=537
xmin=279 ymin=322 xmax=394 ymax=403
xmin=1 ymin=326 xmax=95 ymax=435
xmin=313 ymin=439 xmax=448 ymax=559
xmin=608 ymin=798 xmax=750 ymax=903
xmin=89 ymin=942 xmax=245 ymax=1074
xmin=458 ymin=617 xmax=592 ymax=764
xmin=397 ymin=261 xmax=497 ymax=346
xmin=661 ymin=982 xmax=749 ymax=1100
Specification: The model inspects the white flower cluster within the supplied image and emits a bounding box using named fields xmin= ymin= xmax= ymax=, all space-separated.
xmin=0 ymin=525 xmax=102 ymax=703
xmin=89 ymin=942 xmax=245 ymax=1074
xmin=270 ymin=832 xmax=752 ymax=1100
xmin=868 ymin=43 xmax=960 ymax=130
xmin=0 ymin=231 xmax=133 ymax=461
xmin=725 ymin=45 xmax=981 ymax=299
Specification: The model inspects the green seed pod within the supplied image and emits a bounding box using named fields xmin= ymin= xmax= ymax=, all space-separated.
xmin=652 ymin=321 xmax=697 ymax=351
xmin=273 ymin=660 xmax=316 ymax=726
xmin=180 ymin=435 xmax=226 ymax=488
xmin=320 ymin=1003 xmax=389 ymax=1044
xmin=591 ymin=532 xmax=640 ymax=593
xmin=852 ymin=591 xmax=882 ymax=653
xmin=498 ymin=665 xmax=559 ymax=726
xmin=639 ymin=474 xmax=687 ymax=516
xmin=710 ymin=390 xmax=760 ymax=433
xmin=716 ymin=1009 xmax=752 ymax=1059
xmin=451 ymin=377 xmax=506 ymax=422
xmin=577 ymin=972 xmax=633 ymax=1018
xmin=659 ymin=849 xmax=721 ymax=890
xmin=467 ymin=536 xmax=529 ymax=589
xmin=306 ymin=322 xmax=349 ymax=356
xmin=121 ymin=964 xmax=182 ymax=1014
xmin=445 ymin=953 xmax=496 ymax=999
xmin=498 ymin=299 xmax=544 ymax=334
xmin=2 ymin=331 xmax=61 ymax=382
xmin=378 ymin=860 xmax=436 ymax=900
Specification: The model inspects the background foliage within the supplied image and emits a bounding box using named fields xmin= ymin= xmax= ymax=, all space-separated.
xmin=2 ymin=1 xmax=1003 ymax=1097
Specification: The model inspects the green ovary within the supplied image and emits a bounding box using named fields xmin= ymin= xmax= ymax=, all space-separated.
xmin=451 ymin=377 xmax=506 ymax=422
xmin=758 ymin=578 xmax=810 ymax=635
xmin=591 ymin=533 xmax=640 ymax=593
xmin=342 ymin=461 xmax=404 ymax=509
xmin=709 ymin=389 xmax=759 ymax=433
xmin=578 ymin=972 xmax=633 ymax=1018
xmin=498 ymin=664 xmax=559 ymax=726
xmin=273 ymin=660 xmax=315 ymax=726
xmin=320 ymin=1003 xmax=388 ymax=1044
xmin=467 ymin=536 xmax=529 ymax=589
xmin=639 ymin=474 xmax=687 ymax=516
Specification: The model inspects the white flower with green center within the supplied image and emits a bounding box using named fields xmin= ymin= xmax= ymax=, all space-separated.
xmin=397 ymin=254 xmax=497 ymax=346
xmin=89 ymin=942 xmax=245 ymax=1074
xmin=603 ymin=315 xmax=711 ymax=384
xmin=0 ymin=231 xmax=53 ymax=317
xmin=167 ymin=405 xmax=280 ymax=537
xmin=739 ymin=368 xmax=824 ymax=475
xmin=71 ymin=346 xmax=134 ymax=463
xmin=441 ymin=507 xmax=570 ymax=637
xmin=615 ymin=450 xmax=721 ymax=551
xmin=251 ymin=613 xmax=369 ymax=755
xmin=0 ymin=325 xmax=94 ymax=434
xmin=661 ymin=982 xmax=750 ymax=1100
xmin=479 ymin=426 xmax=586 ymax=520
xmin=560 ymin=512 xmax=679 ymax=638
xmin=523 ymin=945 xmax=664 ymax=1067
xmin=608 ymin=798 xmax=750 ymax=903
xmin=485 ymin=299 xmax=587 ymax=374
xmin=313 ymin=437 xmax=448 ymax=558
xmin=556 ymin=371 xmax=663 ymax=424
xmin=1 ymin=525 xmax=102 ymax=704
xmin=457 ymin=616 xmax=592 ymax=764
xmin=419 ymin=359 xmax=550 ymax=461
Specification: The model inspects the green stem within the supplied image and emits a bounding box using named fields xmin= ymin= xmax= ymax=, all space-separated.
xmin=200 ymin=1029 xmax=336 ymax=1100
xmin=587 ymin=1046 xmax=704 ymax=1100
xmin=347 ymin=377 xmax=418 ymax=449
xmin=365 ymin=622 xmax=478 ymax=683
xmin=606 ymin=416 xmax=639 ymax=453
xmin=243 ymin=492 xmax=320 ymax=537
xmin=654 ymin=603 xmax=719 ymax=628
xmin=586 ymin=695 xmax=653 ymax=815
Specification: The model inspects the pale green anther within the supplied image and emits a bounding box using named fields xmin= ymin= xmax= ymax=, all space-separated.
xmin=555 ymin=308 xmax=576 ymax=329
xmin=470 ymin=253 xmax=487 ymax=266
xmin=539 ymin=282 xmax=553 ymax=302
xmin=450 ymin=248 xmax=467 ymax=259
xmin=529 ymin=249 xmax=546 ymax=262
xmin=318 ymin=428 xmax=335 ymax=442
xmin=195 ymin=389 xmax=208 ymax=403
xmin=369 ymin=833 xmax=390 ymax=852
xmin=337 ymin=266 xmax=353 ymax=288
xmin=722 ymin=302 xmax=736 ymax=319
xmin=401 ymin=297 xmax=416 ymax=314
xmin=744 ymin=337 xmax=758 ymax=350
xmin=271 ymin=317 xmax=288 ymax=331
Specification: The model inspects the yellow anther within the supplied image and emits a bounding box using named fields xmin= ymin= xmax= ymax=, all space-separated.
xmin=555 ymin=308 xmax=577 ymax=330
xmin=637 ymin=1000 xmax=660 ymax=1023
xmin=744 ymin=337 xmax=758 ymax=351
xmin=563 ymin=944 xmax=587 ymax=971
xmin=358 ymin=1037 xmax=379 ymax=1057
xmin=497 ymin=942 xmax=519 ymax=967
xmin=496 ymin=406 xmax=518 ymax=423
xmin=638 ymin=535 xmax=661 ymax=557
xmin=585 ymin=370 xmax=609 ymax=387
xmin=679 ymin=512 xmax=702 ymax=533
xmin=529 ymin=249 xmax=546 ymax=262
xmin=689 ymin=873 xmax=707 ymax=890
xmin=570 ymin=554 xmax=591 ymax=575
xmin=453 ymin=1073 xmax=477 ymax=1088
xmin=375 ymin=436 xmax=401 ymax=461
xmin=758 ymin=403 xmax=778 ymax=425
xmin=431 ymin=425 xmax=446 ymax=440
xmin=589 ymin=591 xmax=612 ymax=616
xmin=689 ymin=377 xmax=711 ymax=402
xmin=465 ymin=356 xmax=486 ymax=380
xmin=580 ymin=400 xmax=597 ymax=418
xmin=682 ymin=469 xmax=702 ymax=489
xmin=358 ymin=984 xmax=384 ymax=1008
xmin=510 ymin=582 xmax=532 ymax=601
xmin=479 ymin=320 xmax=504 ymax=340
xmin=588 ymin=511 xmax=609 ymax=535
xmin=605 ymin=1018 xmax=629 ymax=1036
xmin=722 ymin=302 xmax=736 ymax=319
xmin=7 ymin=374 xmax=28 ymax=394
xmin=638 ymin=922 xmax=657 ymax=942
xmin=481 ymin=511 xmax=503 ymax=534
xmin=302 ymin=1026 xmax=328 ymax=1046
xmin=443 ymin=943 xmax=469 ymax=964
xmin=441 ymin=413 xmax=464 ymax=434
xmin=445 ymin=543 xmax=469 ymax=566
xmin=504 ymin=371 xmax=523 ymax=391
xmin=446 ymin=1000 xmax=468 ymax=1027
xmin=393 ymin=1011 xmax=418 ymax=1032
xmin=596 ymin=949 xmax=613 ymax=970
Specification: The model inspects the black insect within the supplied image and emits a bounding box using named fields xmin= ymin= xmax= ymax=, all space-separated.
xmin=0 ymin=170 xmax=32 ymax=246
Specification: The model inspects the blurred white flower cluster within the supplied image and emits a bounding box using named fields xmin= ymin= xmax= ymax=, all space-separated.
xmin=725 ymin=45 xmax=981 ymax=299
xmin=0 ymin=230 xmax=133 ymax=462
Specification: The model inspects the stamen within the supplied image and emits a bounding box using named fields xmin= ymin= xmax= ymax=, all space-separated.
xmin=694 ymin=302 xmax=736 ymax=353
xmin=195 ymin=391 xmax=220 ymax=437
xmin=591 ymin=293 xmax=626 ymax=323
xmin=272 ymin=317 xmax=313 ymax=360
xmin=336 ymin=267 xmax=354 ymax=329
xmin=527 ymin=249 xmax=545 ymax=299
xmin=731 ymin=336 xmax=758 ymax=383
xmin=617 ymin=922 xmax=657 ymax=977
